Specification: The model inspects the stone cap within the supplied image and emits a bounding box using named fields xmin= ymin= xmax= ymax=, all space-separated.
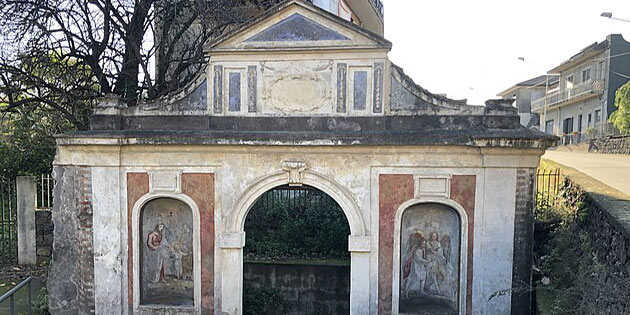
xmin=57 ymin=127 xmax=557 ymax=149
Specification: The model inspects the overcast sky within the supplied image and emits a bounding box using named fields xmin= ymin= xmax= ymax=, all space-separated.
xmin=384 ymin=0 xmax=630 ymax=105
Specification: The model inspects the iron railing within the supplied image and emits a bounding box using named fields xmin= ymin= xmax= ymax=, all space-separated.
xmin=0 ymin=277 xmax=34 ymax=315
xmin=0 ymin=178 xmax=17 ymax=265
xmin=254 ymin=185 xmax=339 ymax=213
xmin=35 ymin=174 xmax=54 ymax=211
xmin=370 ymin=0 xmax=384 ymax=17
xmin=531 ymin=80 xmax=605 ymax=111
xmin=536 ymin=168 xmax=561 ymax=210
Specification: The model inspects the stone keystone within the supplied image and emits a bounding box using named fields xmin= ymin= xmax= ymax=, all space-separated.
xmin=281 ymin=160 xmax=307 ymax=186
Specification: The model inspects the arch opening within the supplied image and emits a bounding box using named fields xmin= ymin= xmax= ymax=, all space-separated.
xmin=242 ymin=184 xmax=351 ymax=314
xmin=399 ymin=203 xmax=462 ymax=314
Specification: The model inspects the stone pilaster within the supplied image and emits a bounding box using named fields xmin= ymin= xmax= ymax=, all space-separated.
xmin=511 ymin=168 xmax=536 ymax=315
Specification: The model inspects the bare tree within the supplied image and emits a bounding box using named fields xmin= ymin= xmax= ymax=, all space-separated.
xmin=0 ymin=0 xmax=282 ymax=130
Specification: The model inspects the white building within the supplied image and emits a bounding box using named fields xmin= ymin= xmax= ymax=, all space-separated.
xmin=531 ymin=34 xmax=630 ymax=144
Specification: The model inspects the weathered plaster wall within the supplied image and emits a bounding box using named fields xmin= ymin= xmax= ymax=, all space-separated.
xmin=52 ymin=144 xmax=542 ymax=315
xmin=92 ymin=167 xmax=124 ymax=314
xmin=126 ymin=172 xmax=149 ymax=313
xmin=48 ymin=166 xmax=95 ymax=314
xmin=473 ymin=168 xmax=516 ymax=314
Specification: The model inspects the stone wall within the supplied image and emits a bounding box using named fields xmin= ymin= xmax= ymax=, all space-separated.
xmin=562 ymin=177 xmax=630 ymax=312
xmin=35 ymin=210 xmax=54 ymax=264
xmin=243 ymin=262 xmax=350 ymax=315
xmin=48 ymin=166 xmax=95 ymax=314
xmin=589 ymin=135 xmax=630 ymax=154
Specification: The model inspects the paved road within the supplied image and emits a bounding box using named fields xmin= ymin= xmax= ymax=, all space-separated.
xmin=543 ymin=150 xmax=630 ymax=196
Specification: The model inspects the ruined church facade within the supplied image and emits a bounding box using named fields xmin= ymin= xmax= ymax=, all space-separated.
xmin=48 ymin=1 xmax=555 ymax=314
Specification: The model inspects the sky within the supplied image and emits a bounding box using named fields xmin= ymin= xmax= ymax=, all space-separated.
xmin=384 ymin=0 xmax=630 ymax=105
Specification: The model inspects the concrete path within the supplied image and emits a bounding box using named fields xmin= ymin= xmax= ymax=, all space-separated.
xmin=543 ymin=150 xmax=630 ymax=196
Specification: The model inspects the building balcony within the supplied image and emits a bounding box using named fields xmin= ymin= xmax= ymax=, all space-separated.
xmin=369 ymin=0 xmax=384 ymax=18
xmin=531 ymin=80 xmax=605 ymax=112
xmin=344 ymin=0 xmax=384 ymax=35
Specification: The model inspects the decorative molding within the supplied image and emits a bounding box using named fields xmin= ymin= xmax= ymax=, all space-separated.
xmin=261 ymin=61 xmax=333 ymax=114
xmin=348 ymin=235 xmax=371 ymax=252
xmin=281 ymin=160 xmax=307 ymax=186
xmin=414 ymin=175 xmax=452 ymax=198
xmin=149 ymin=171 xmax=181 ymax=193
xmin=247 ymin=66 xmax=257 ymax=113
xmin=213 ymin=65 xmax=223 ymax=114
xmin=219 ymin=232 xmax=246 ymax=249
xmin=337 ymin=63 xmax=347 ymax=113
xmin=373 ymin=62 xmax=384 ymax=113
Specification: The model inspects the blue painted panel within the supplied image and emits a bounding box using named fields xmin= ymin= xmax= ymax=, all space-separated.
xmin=245 ymin=13 xmax=349 ymax=42
xmin=229 ymin=73 xmax=241 ymax=112
xmin=213 ymin=66 xmax=223 ymax=113
xmin=353 ymin=71 xmax=367 ymax=110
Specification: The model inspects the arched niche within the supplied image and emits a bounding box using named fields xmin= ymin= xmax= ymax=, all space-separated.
xmin=132 ymin=194 xmax=202 ymax=313
xmin=140 ymin=198 xmax=194 ymax=306
xmin=392 ymin=199 xmax=469 ymax=315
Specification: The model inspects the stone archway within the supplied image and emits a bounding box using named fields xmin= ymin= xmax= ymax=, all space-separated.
xmin=220 ymin=169 xmax=370 ymax=314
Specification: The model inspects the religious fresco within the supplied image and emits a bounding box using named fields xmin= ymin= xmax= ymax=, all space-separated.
xmin=140 ymin=198 xmax=194 ymax=307
xmin=399 ymin=203 xmax=461 ymax=314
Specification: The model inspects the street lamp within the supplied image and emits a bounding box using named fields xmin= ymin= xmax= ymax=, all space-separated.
xmin=600 ymin=12 xmax=630 ymax=23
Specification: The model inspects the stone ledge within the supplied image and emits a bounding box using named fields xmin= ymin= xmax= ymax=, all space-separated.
xmin=542 ymin=158 xmax=630 ymax=238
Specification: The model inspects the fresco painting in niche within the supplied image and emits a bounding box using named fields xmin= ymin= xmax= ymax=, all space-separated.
xmin=399 ymin=203 xmax=460 ymax=314
xmin=141 ymin=198 xmax=194 ymax=306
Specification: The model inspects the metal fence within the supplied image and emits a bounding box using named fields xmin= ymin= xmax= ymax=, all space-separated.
xmin=254 ymin=185 xmax=340 ymax=213
xmin=0 ymin=178 xmax=17 ymax=265
xmin=536 ymin=168 xmax=561 ymax=210
xmin=35 ymin=174 xmax=54 ymax=211
xmin=0 ymin=277 xmax=34 ymax=314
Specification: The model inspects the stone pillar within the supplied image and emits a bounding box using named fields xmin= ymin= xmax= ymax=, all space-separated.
xmin=17 ymin=176 xmax=36 ymax=265
xmin=511 ymin=169 xmax=536 ymax=315
xmin=349 ymin=235 xmax=371 ymax=314
xmin=220 ymin=232 xmax=246 ymax=314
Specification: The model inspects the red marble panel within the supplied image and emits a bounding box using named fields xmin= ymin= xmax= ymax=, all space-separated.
xmin=182 ymin=173 xmax=215 ymax=314
xmin=378 ymin=174 xmax=414 ymax=315
xmin=450 ymin=175 xmax=476 ymax=315
xmin=126 ymin=173 xmax=149 ymax=311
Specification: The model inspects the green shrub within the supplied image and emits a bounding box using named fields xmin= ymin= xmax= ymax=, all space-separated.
xmin=536 ymin=179 xmax=630 ymax=314
xmin=243 ymin=283 xmax=289 ymax=315
xmin=244 ymin=190 xmax=350 ymax=261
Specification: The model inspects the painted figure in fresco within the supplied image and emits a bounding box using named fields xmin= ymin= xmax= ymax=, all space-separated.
xmin=147 ymin=223 xmax=170 ymax=283
xmin=171 ymin=243 xmax=188 ymax=279
xmin=402 ymin=232 xmax=430 ymax=298
xmin=426 ymin=232 xmax=447 ymax=295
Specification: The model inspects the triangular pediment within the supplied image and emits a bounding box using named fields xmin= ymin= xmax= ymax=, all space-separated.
xmin=204 ymin=0 xmax=391 ymax=53
xmin=245 ymin=13 xmax=349 ymax=42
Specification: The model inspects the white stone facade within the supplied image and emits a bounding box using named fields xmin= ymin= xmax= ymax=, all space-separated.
xmin=50 ymin=1 xmax=555 ymax=314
